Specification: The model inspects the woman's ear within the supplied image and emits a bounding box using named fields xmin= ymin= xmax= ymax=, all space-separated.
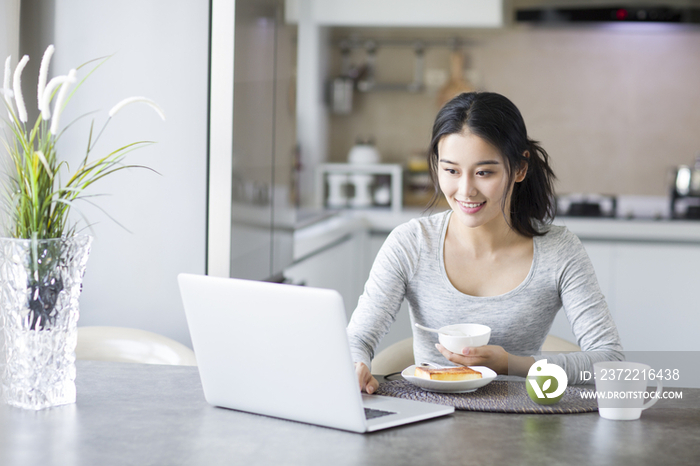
xmin=515 ymin=151 xmax=529 ymax=183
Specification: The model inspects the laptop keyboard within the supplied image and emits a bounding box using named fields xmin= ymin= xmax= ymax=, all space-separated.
xmin=364 ymin=407 xmax=396 ymax=420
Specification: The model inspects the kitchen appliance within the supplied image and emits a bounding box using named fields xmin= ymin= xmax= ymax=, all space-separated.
xmin=556 ymin=193 xmax=617 ymax=218
xmin=516 ymin=1 xmax=700 ymax=24
xmin=615 ymin=195 xmax=670 ymax=220
xmin=670 ymin=157 xmax=700 ymax=219
xmin=348 ymin=138 xmax=381 ymax=165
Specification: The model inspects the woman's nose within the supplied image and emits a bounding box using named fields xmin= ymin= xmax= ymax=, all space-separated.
xmin=459 ymin=175 xmax=478 ymax=198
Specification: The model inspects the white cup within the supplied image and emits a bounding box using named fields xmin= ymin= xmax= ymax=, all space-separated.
xmin=326 ymin=174 xmax=348 ymax=208
xmin=593 ymin=361 xmax=663 ymax=421
xmin=349 ymin=174 xmax=374 ymax=208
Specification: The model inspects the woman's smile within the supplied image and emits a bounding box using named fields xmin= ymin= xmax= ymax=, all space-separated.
xmin=456 ymin=200 xmax=486 ymax=214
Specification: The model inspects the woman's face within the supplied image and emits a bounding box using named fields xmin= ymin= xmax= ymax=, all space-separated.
xmin=437 ymin=130 xmax=524 ymax=231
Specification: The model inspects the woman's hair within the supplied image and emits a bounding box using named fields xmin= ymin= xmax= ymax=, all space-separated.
xmin=427 ymin=92 xmax=556 ymax=237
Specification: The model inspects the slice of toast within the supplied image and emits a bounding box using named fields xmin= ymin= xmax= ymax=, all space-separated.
xmin=414 ymin=365 xmax=482 ymax=381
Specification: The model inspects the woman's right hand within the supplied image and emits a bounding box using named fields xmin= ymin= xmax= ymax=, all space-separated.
xmin=354 ymin=362 xmax=379 ymax=394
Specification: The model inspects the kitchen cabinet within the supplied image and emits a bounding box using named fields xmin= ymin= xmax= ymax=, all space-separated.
xmin=535 ymin=233 xmax=700 ymax=352
xmin=284 ymin=230 xmax=367 ymax=323
xmin=607 ymin=242 xmax=700 ymax=351
xmin=286 ymin=0 xmax=504 ymax=28
xmin=550 ymin=218 xmax=700 ymax=351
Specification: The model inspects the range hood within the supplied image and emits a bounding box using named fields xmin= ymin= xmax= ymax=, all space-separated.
xmin=515 ymin=0 xmax=700 ymax=24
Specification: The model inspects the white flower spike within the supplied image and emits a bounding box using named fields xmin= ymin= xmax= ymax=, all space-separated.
xmin=50 ymin=69 xmax=77 ymax=135
xmin=37 ymin=44 xmax=55 ymax=107
xmin=13 ymin=55 xmax=30 ymax=122
xmin=108 ymin=96 xmax=165 ymax=121
xmin=3 ymin=56 xmax=12 ymax=111
xmin=39 ymin=75 xmax=72 ymax=120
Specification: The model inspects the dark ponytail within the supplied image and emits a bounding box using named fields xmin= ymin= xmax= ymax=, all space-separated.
xmin=427 ymin=92 xmax=556 ymax=237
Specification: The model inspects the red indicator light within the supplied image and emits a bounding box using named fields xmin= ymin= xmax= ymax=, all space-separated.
xmin=616 ymin=8 xmax=628 ymax=20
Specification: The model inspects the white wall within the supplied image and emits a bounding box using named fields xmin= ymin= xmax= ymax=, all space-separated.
xmin=35 ymin=0 xmax=209 ymax=346
xmin=1 ymin=0 xmax=20 ymax=234
xmin=0 ymin=0 xmax=20 ymax=66
xmin=296 ymin=2 xmax=331 ymax=207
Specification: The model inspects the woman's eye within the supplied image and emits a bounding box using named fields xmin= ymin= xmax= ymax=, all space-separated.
xmin=476 ymin=170 xmax=491 ymax=176
xmin=444 ymin=168 xmax=458 ymax=175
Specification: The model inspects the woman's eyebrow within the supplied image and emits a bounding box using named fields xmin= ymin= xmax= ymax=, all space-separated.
xmin=438 ymin=159 xmax=500 ymax=165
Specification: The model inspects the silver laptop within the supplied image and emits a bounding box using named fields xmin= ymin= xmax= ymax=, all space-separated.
xmin=177 ymin=273 xmax=454 ymax=433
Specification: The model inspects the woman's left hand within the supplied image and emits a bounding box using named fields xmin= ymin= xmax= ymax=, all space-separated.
xmin=435 ymin=343 xmax=510 ymax=375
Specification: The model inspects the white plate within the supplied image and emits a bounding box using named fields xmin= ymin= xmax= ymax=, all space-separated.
xmin=401 ymin=365 xmax=497 ymax=393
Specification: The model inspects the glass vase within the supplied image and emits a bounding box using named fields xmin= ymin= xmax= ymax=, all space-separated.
xmin=0 ymin=235 xmax=92 ymax=410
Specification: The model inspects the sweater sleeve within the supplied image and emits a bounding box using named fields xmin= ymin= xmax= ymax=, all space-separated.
xmin=346 ymin=221 xmax=420 ymax=369
xmin=544 ymin=229 xmax=624 ymax=384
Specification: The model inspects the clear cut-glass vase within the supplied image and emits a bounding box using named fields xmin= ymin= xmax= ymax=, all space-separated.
xmin=0 ymin=235 xmax=92 ymax=410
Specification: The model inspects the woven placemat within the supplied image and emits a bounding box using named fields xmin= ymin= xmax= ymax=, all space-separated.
xmin=375 ymin=379 xmax=598 ymax=414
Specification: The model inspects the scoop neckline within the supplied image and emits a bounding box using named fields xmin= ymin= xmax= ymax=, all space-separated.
xmin=438 ymin=210 xmax=538 ymax=300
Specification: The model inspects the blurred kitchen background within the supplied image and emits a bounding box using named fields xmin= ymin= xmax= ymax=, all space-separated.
xmin=295 ymin=0 xmax=700 ymax=220
xmin=326 ymin=26 xmax=698 ymax=197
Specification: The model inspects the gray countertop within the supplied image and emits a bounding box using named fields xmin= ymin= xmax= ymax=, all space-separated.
xmin=1 ymin=361 xmax=699 ymax=466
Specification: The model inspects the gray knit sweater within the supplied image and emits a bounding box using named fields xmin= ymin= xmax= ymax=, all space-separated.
xmin=346 ymin=210 xmax=624 ymax=384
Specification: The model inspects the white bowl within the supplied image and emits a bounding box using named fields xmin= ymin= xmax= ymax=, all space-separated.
xmin=438 ymin=324 xmax=491 ymax=354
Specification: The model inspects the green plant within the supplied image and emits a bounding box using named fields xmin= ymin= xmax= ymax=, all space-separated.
xmin=1 ymin=45 xmax=164 ymax=241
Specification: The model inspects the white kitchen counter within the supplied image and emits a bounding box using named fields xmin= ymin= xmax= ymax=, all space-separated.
xmin=295 ymin=210 xmax=700 ymax=260
xmin=292 ymin=208 xmax=432 ymax=261
xmin=554 ymin=217 xmax=700 ymax=243
xmin=293 ymin=213 xmax=367 ymax=261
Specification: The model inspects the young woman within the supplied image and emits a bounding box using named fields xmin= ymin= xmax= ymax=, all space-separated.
xmin=348 ymin=92 xmax=623 ymax=394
